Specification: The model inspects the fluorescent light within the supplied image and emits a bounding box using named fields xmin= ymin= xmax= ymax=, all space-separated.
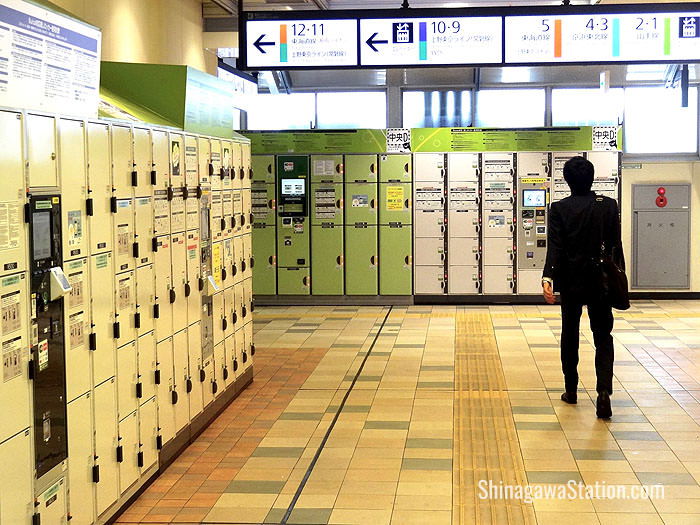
xmin=500 ymin=67 xmax=531 ymax=83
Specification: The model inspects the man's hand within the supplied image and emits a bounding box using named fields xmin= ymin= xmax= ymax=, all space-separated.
xmin=543 ymin=281 xmax=556 ymax=305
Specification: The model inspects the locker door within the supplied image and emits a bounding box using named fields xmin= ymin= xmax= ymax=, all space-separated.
xmin=311 ymin=154 xmax=344 ymax=184
xmin=277 ymin=267 xmax=310 ymax=295
xmin=230 ymin=329 xmax=241 ymax=379
xmin=26 ymin=113 xmax=58 ymax=187
xmin=379 ymin=154 xmax=411 ymax=183
xmin=311 ymin=225 xmax=344 ymax=295
xmin=213 ymin=291 xmax=226 ymax=346
xmin=252 ymin=155 xmax=275 ymax=185
xmin=169 ymin=133 xmax=185 ymax=190
xmin=155 ymin=338 xmax=175 ymax=446
xmin=115 ymin=271 xmax=137 ymax=346
xmin=219 ymin=337 xmax=231 ymax=389
xmin=447 ymin=153 xmax=479 ymax=181
xmin=222 ymin=191 xmax=234 ymax=239
xmin=414 ymin=153 xmax=445 ymax=182
xmin=252 ymin=224 xmax=277 ymax=295
xmin=415 ymin=237 xmax=445 ymax=266
xmin=93 ymin=378 xmax=119 ymax=516
xmin=243 ymin=234 xmax=253 ymax=281
xmin=188 ymin=322 xmax=204 ymax=420
xmin=345 ymin=225 xmax=378 ymax=295
xmin=186 ymin=230 xmax=201 ymax=326
xmin=171 ymin=233 xmax=188 ymax=333
xmin=211 ymin=241 xmax=223 ymax=289
xmin=197 ymin=137 xmax=212 ymax=187
xmin=225 ymin=335 xmax=237 ymax=383
xmin=242 ymin=320 xmax=254 ymax=373
xmin=0 ymin=111 xmax=27 ymax=276
xmin=235 ymin=282 xmax=247 ymax=328
xmin=242 ymin=188 xmax=252 ymax=233
xmin=483 ymin=238 xmax=515 ymax=266
xmin=133 ymin=127 xmax=153 ymax=196
xmin=414 ymin=266 xmax=445 ymax=294
xmin=345 ymin=154 xmax=377 ymax=182
xmin=118 ymin=411 xmax=139 ymax=494
xmin=344 ymin=183 xmax=378 ymax=224
xmin=232 ymin=236 xmax=243 ymax=285
xmin=138 ymin=396 xmax=158 ymax=473
xmin=67 ymin=393 xmax=95 ymax=525
xmin=211 ymin=191 xmax=223 ymax=241
xmin=59 ymin=118 xmax=88 ymax=261
xmin=0 ymin=272 xmax=30 ymax=443
xmin=153 ymin=236 xmax=173 ymax=342
xmin=65 ymin=258 xmax=91 ymax=402
xmin=170 ymin=188 xmax=186 ymax=234
xmin=111 ymin=124 xmax=133 ymax=199
xmin=241 ymin=142 xmax=253 ymax=185
xmin=210 ymin=139 xmax=222 ymax=191
xmin=448 ymin=208 xmax=479 ymax=238
xmin=152 ymin=130 xmax=170 ymax=191
xmin=114 ymin=198 xmax=134 ymax=272
xmin=137 ymin=332 xmax=157 ymax=404
xmin=172 ymin=329 xmax=190 ymax=434
xmin=90 ymin=253 xmax=116 ymax=386
xmin=232 ymin=142 xmax=243 ymax=189
xmin=201 ymin=343 xmax=214 ymax=410
xmin=448 ymin=266 xmax=480 ymax=294
xmin=225 ymin=286 xmax=236 ymax=337
xmin=221 ymin=140 xmax=233 ymax=191
xmin=232 ymin=189 xmax=243 ymax=235
xmin=414 ymin=210 xmax=445 ymax=238
xmin=212 ymin=341 xmax=225 ymax=398
xmin=186 ymin=193 xmax=199 ymax=232
xmin=379 ymin=183 xmax=412 ymax=225
xmin=87 ymin=122 xmax=113 ymax=254
xmin=37 ymin=480 xmax=68 ymax=525
xmin=379 ymin=225 xmax=412 ymax=296
xmin=482 ymin=266 xmax=515 ymax=294
xmin=134 ymin=196 xmax=154 ymax=266
xmin=311 ymin=183 xmax=343 ymax=226
xmin=117 ymin=341 xmax=138 ymax=420
xmin=243 ymin=278 xmax=253 ymax=324
xmin=448 ymin=238 xmax=480 ymax=267
xmin=234 ymin=327 xmax=246 ymax=375
xmin=136 ymin=264 xmax=155 ymax=337
xmin=153 ymin=192 xmax=170 ymax=237
xmin=482 ymin=210 xmax=515 ymax=238
xmin=0 ymin=430 xmax=34 ymax=524
xmin=185 ymin=135 xmax=199 ymax=188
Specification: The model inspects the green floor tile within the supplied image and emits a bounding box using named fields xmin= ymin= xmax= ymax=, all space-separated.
xmin=225 ymin=480 xmax=287 ymax=494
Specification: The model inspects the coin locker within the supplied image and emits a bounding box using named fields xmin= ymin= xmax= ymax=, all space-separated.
xmin=186 ymin=230 xmax=201 ymax=325
xmin=414 ymin=154 xmax=446 ymax=295
xmin=139 ymin=396 xmax=159 ymax=474
xmin=155 ymin=337 xmax=175 ymax=446
xmin=221 ymin=140 xmax=233 ymax=191
xmin=210 ymin=139 xmax=222 ymax=191
xmin=187 ymin=322 xmax=204 ymax=420
xmin=233 ymin=190 xmax=243 ymax=235
xmin=170 ymin=188 xmax=186 ymax=234
xmin=242 ymin=140 xmax=253 ymax=183
xmin=226 ymin=286 xmax=237 ymax=337
xmin=26 ymin=113 xmax=58 ymax=188
xmin=93 ymin=377 xmax=119 ymax=516
xmin=169 ymin=133 xmax=185 ymax=190
xmin=186 ymin=191 xmax=200 ymax=232
xmin=225 ymin=335 xmax=237 ymax=383
xmin=197 ymin=137 xmax=212 ymax=188
xmin=0 ymin=272 xmax=30 ymax=443
xmin=86 ymin=122 xmax=113 ymax=255
xmin=551 ymin=152 xmax=583 ymax=203
xmin=136 ymin=264 xmax=155 ymax=337
xmin=134 ymin=196 xmax=154 ymax=266
xmin=242 ymin=236 xmax=253 ymax=282
xmin=152 ymin=130 xmax=170 ymax=192
xmin=0 ymin=430 xmax=34 ymax=524
xmin=59 ymin=118 xmax=88 ymax=261
xmin=153 ymin=236 xmax=174 ymax=342
xmin=172 ymin=328 xmax=190 ymax=434
xmin=241 ymin=188 xmax=252 ymax=234
xmin=211 ymin=191 xmax=224 ymax=241
xmin=111 ymin=124 xmax=134 ymax=199
xmin=117 ymin=340 xmax=138 ymax=420
xmin=114 ymin=198 xmax=134 ymax=273
xmin=223 ymin=191 xmax=234 ymax=239
xmin=118 ymin=409 xmax=139 ymax=494
xmin=64 ymin=258 xmax=91 ymax=402
xmin=90 ymin=253 xmax=116 ymax=386
xmin=133 ymin=127 xmax=153 ymax=196
xmin=213 ymin=341 xmax=225 ymax=397
xmin=115 ymin=270 xmax=137 ymax=346
xmin=66 ymin=392 xmax=95 ymax=525
xmin=154 ymin=190 xmax=170 ymax=236
xmin=219 ymin=336 xmax=232 ymax=389
xmin=242 ymin=320 xmax=254 ymax=374
xmin=36 ymin=479 xmax=68 ymax=525
xmin=212 ymin=289 xmax=225 ymax=347
xmin=0 ymin=110 xmax=27 ymax=276
xmin=232 ymin=236 xmax=244 ymax=285
xmin=185 ymin=135 xmax=199 ymax=188
xmin=137 ymin=331 xmax=157 ymax=405
xmin=171 ymin=233 xmax=188 ymax=333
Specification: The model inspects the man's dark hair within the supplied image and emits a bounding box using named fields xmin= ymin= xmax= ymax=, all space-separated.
xmin=563 ymin=156 xmax=594 ymax=195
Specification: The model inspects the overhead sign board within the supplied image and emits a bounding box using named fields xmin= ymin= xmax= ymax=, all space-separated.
xmin=360 ymin=17 xmax=502 ymax=66
xmin=241 ymin=4 xmax=700 ymax=70
xmin=0 ymin=0 xmax=102 ymax=117
xmin=506 ymin=11 xmax=700 ymax=64
xmin=245 ymin=18 xmax=358 ymax=68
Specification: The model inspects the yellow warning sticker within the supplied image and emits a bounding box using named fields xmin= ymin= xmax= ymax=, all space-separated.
xmin=386 ymin=186 xmax=404 ymax=211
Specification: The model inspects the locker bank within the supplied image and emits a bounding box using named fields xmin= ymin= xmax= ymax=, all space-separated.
xmin=1 ymin=1 xmax=700 ymax=525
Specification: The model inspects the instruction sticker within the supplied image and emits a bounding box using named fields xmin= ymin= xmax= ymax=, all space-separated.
xmin=95 ymin=254 xmax=110 ymax=270
xmin=488 ymin=215 xmax=506 ymax=228
xmin=3 ymin=336 xmax=22 ymax=382
xmin=313 ymin=159 xmax=337 ymax=178
xmin=171 ymin=140 xmax=181 ymax=176
xmin=0 ymin=202 xmax=22 ymax=250
xmin=117 ymin=224 xmax=130 ymax=256
xmin=38 ymin=339 xmax=49 ymax=372
xmin=68 ymin=272 xmax=84 ymax=308
xmin=386 ymin=186 xmax=405 ymax=211
xmin=352 ymin=195 xmax=369 ymax=208
xmin=2 ymin=290 xmax=21 ymax=334
xmin=67 ymin=210 xmax=83 ymax=247
xmin=118 ymin=278 xmax=131 ymax=311
xmin=69 ymin=312 xmax=85 ymax=349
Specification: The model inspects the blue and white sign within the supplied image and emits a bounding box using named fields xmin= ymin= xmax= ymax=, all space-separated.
xmin=0 ymin=0 xmax=102 ymax=117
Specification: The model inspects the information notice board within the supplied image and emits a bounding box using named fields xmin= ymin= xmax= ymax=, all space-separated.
xmin=0 ymin=0 xmax=101 ymax=117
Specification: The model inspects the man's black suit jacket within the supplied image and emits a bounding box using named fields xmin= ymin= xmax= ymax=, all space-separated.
xmin=543 ymin=192 xmax=624 ymax=301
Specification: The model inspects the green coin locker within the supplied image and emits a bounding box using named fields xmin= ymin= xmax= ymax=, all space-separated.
xmin=277 ymin=267 xmax=310 ymax=295
xmin=379 ymin=182 xmax=412 ymax=226
xmin=311 ymin=224 xmax=344 ymax=295
xmin=344 ymin=182 xmax=377 ymax=225
xmin=345 ymin=224 xmax=378 ymax=295
xmin=311 ymin=183 xmax=344 ymax=226
xmin=379 ymin=224 xmax=413 ymax=296
xmin=310 ymin=154 xmax=344 ymax=183
xmin=345 ymin=154 xmax=378 ymax=183
xmin=252 ymin=155 xmax=275 ymax=184
xmin=379 ymin=154 xmax=412 ymax=183
xmin=252 ymin=183 xmax=276 ymax=227
xmin=252 ymin=224 xmax=276 ymax=295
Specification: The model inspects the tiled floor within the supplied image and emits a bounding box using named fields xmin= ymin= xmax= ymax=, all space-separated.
xmin=118 ymin=301 xmax=700 ymax=524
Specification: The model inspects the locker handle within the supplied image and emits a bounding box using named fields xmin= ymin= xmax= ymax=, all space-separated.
xmin=242 ymin=351 xmax=248 ymax=364
xmin=222 ymin=317 xmax=228 ymax=331
xmin=113 ymin=322 xmax=120 ymax=339
xmin=198 ymin=277 xmax=204 ymax=292
xmin=233 ymin=359 xmax=239 ymax=372
xmin=250 ymin=257 xmax=255 ymax=269
xmin=223 ymin=367 xmax=229 ymax=380
xmin=475 ymin=281 xmax=480 ymax=290
xmin=152 ymin=237 xmax=158 ymax=252
xmin=510 ymin=281 xmax=515 ymax=290
xmin=370 ymin=163 xmax=376 ymax=174
xmin=154 ymin=369 xmax=161 ymax=385
xmin=476 ymin=253 xmax=481 ymax=261
xmin=153 ymin=303 xmax=160 ymax=319
xmin=404 ymin=255 xmax=412 ymax=265
xmin=116 ymin=445 xmax=123 ymax=463
xmin=440 ymin=253 xmax=445 ymax=262
xmin=250 ymin=212 xmax=254 ymax=224
xmin=231 ymin=216 xmax=236 ymax=229
xmin=136 ymin=382 xmax=143 ymax=399
xmin=302 ymin=276 xmax=310 ymax=287
xmin=232 ymin=264 xmax=237 ymax=276
xmin=151 ymin=170 xmax=157 ymax=186
xmin=370 ymin=199 xmax=376 ymax=209
xmin=404 ymin=199 xmax=410 ymax=209
xmin=208 ymin=163 xmax=214 ymax=177
xmin=251 ymin=344 xmax=256 ymax=356
xmin=251 ymin=301 xmax=255 ymax=313
xmin=336 ymin=255 xmax=343 ymax=266
xmin=169 ymin=289 xmax=176 ymax=304
xmin=24 ymin=203 xmax=31 ymax=224
xmin=220 ymin=167 xmax=226 ymax=179
xmin=32 ymin=513 xmax=40 ymax=525
xmin=185 ymin=282 xmax=191 ymax=297
xmin=336 ymin=199 xmax=343 ymax=209
xmin=269 ymin=256 xmax=275 ymax=266
xmin=171 ymin=390 xmax=178 ymax=404
xmin=404 ymin=163 xmax=410 ymax=173
xmin=28 ymin=359 xmax=35 ymax=380
xmin=440 ymin=226 xmax=446 ymax=234
xmin=220 ymin=218 xmax=226 ymax=231
xmin=137 ymin=451 xmax=144 ymax=468
xmin=133 ymin=242 xmax=140 ymax=259
xmin=89 ymin=333 xmax=97 ymax=351
xmin=167 ymin=186 xmax=174 ymax=201
xmin=267 ymin=164 xmax=272 ymax=174
xmin=156 ymin=435 xmax=163 ymax=450
xmin=268 ymin=199 xmax=275 ymax=209
xmin=86 ymin=198 xmax=94 ymax=217
xmin=135 ymin=312 xmax=141 ymax=329
xmin=186 ymin=378 xmax=193 ymax=393
xmin=440 ymin=281 xmax=445 ymax=290
xmin=200 ymin=369 xmax=206 ymax=382
xmin=370 ymin=256 xmax=378 ymax=266
xmin=183 ymin=187 xmax=189 ymax=200
xmin=222 ymin=267 xmax=227 ymax=281
xmin=92 ymin=465 xmax=100 ymax=483
xmin=131 ymin=170 xmax=138 ymax=187
xmin=212 ymin=381 xmax=218 ymax=395
xmin=241 ymin=214 xmax=246 ymax=226
xmin=476 ymin=225 xmax=482 ymax=233
xmin=249 ymin=167 xmax=254 ymax=180
xmin=510 ymin=253 xmax=515 ymax=261
xmin=196 ymin=186 xmax=203 ymax=199
xmin=240 ymin=167 xmax=245 ymax=179
xmin=510 ymin=225 xmax=515 ymax=233
xmin=242 ymin=306 xmax=247 ymax=319
xmin=440 ymin=168 xmax=446 ymax=177
xmin=110 ymin=196 xmax=117 ymax=214
xmin=242 ymin=260 xmax=247 ymax=272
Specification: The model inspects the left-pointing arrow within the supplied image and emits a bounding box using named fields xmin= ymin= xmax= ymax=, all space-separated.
xmin=254 ymin=34 xmax=275 ymax=54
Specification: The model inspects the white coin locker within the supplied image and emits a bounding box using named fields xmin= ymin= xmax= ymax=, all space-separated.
xmin=134 ymin=196 xmax=154 ymax=266
xmin=133 ymin=127 xmax=153 ymax=196
xmin=186 ymin=230 xmax=201 ymax=325
xmin=86 ymin=122 xmax=113 ymax=254
xmin=172 ymin=328 xmax=190 ymax=434
xmin=111 ymin=124 xmax=134 ymax=199
xmin=153 ymin=236 xmax=173 ymax=342
xmin=0 ymin=430 xmax=34 ymax=523
xmin=187 ymin=322 xmax=204 ymax=420
xmin=113 ymin=198 xmax=134 ymax=273
xmin=93 ymin=378 xmax=119 ymax=516
xmin=136 ymin=264 xmax=155 ymax=337
xmin=155 ymin=337 xmax=175 ymax=446
xmin=171 ymin=233 xmax=188 ymax=333
xmin=117 ymin=340 xmax=138 ymax=421
xmin=58 ymin=118 xmax=88 ymax=261
xmin=184 ymin=135 xmax=199 ymax=188
xmin=169 ymin=133 xmax=185 ymax=190
xmin=90 ymin=253 xmax=116 ymax=386
xmin=26 ymin=113 xmax=58 ymax=188
xmin=138 ymin=396 xmax=158 ymax=474
xmin=66 ymin=392 xmax=95 ymax=525
xmin=0 ymin=110 xmax=27 ymax=276
xmin=210 ymin=139 xmax=222 ymax=191
xmin=64 ymin=258 xmax=91 ymax=402
xmin=137 ymin=331 xmax=157 ymax=404
xmin=117 ymin=410 xmax=139 ymax=494
xmin=221 ymin=140 xmax=233 ymax=191
xmin=170 ymin=188 xmax=186 ymax=234
xmin=213 ymin=340 xmax=225 ymax=397
xmin=222 ymin=191 xmax=234 ymax=239
xmin=197 ymin=136 xmax=212 ymax=187
xmin=115 ymin=270 xmax=137 ymax=346
xmin=152 ymin=130 xmax=170 ymax=192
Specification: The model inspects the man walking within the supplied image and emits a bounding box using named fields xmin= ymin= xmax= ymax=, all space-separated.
xmin=541 ymin=157 xmax=624 ymax=419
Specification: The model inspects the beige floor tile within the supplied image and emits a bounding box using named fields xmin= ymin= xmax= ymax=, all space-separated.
xmin=329 ymin=508 xmax=393 ymax=525
xmin=390 ymin=509 xmax=451 ymax=524
xmin=535 ymin=512 xmax=600 ymax=525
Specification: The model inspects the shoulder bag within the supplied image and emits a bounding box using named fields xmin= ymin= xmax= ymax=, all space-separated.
xmin=592 ymin=197 xmax=630 ymax=310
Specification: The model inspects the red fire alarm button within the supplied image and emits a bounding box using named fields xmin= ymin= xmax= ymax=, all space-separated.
xmin=656 ymin=196 xmax=668 ymax=207
xmin=657 ymin=187 xmax=666 ymax=195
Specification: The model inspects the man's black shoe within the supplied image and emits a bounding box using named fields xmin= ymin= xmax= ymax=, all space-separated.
xmin=596 ymin=391 xmax=612 ymax=419
xmin=561 ymin=392 xmax=577 ymax=404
